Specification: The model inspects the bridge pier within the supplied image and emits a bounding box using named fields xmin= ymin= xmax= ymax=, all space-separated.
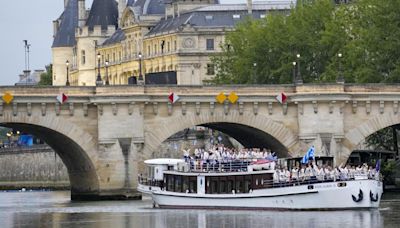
xmin=73 ymin=138 xmax=143 ymax=201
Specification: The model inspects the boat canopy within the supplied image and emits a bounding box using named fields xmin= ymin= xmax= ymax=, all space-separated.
xmin=144 ymin=158 xmax=185 ymax=166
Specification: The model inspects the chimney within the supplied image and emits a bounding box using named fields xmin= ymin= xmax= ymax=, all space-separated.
xmin=64 ymin=0 xmax=69 ymax=9
xmin=78 ymin=0 xmax=86 ymax=27
xmin=247 ymin=0 xmax=253 ymax=14
xmin=118 ymin=0 xmax=127 ymax=26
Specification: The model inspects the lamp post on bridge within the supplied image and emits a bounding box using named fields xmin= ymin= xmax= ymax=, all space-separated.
xmin=96 ymin=52 xmax=103 ymax=86
xmin=337 ymin=53 xmax=344 ymax=84
xmin=105 ymin=60 xmax=110 ymax=85
xmin=138 ymin=52 xmax=144 ymax=85
xmin=65 ymin=60 xmax=70 ymax=86
xmin=292 ymin=61 xmax=297 ymax=84
xmin=252 ymin=62 xmax=257 ymax=84
xmin=295 ymin=53 xmax=303 ymax=84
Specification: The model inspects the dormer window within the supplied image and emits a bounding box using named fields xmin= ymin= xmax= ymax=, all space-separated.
xmin=205 ymin=15 xmax=213 ymax=20
xmin=260 ymin=14 xmax=266 ymax=19
xmin=233 ymin=14 xmax=240 ymax=19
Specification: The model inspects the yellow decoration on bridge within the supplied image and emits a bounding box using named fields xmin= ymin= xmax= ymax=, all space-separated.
xmin=228 ymin=92 xmax=239 ymax=104
xmin=216 ymin=92 xmax=227 ymax=104
xmin=2 ymin=92 xmax=14 ymax=104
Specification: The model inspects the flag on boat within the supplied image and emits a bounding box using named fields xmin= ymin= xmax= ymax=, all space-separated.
xmin=276 ymin=92 xmax=287 ymax=104
xmin=375 ymin=159 xmax=381 ymax=172
xmin=56 ymin=93 xmax=68 ymax=104
xmin=301 ymin=145 xmax=315 ymax=164
xmin=168 ymin=92 xmax=180 ymax=104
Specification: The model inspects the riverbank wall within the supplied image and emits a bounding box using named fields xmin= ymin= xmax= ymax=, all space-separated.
xmin=0 ymin=146 xmax=69 ymax=190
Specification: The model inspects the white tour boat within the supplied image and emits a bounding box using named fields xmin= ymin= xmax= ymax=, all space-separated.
xmin=138 ymin=158 xmax=383 ymax=210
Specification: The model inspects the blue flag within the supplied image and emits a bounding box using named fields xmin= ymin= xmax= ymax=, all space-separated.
xmin=307 ymin=146 xmax=315 ymax=160
xmin=301 ymin=146 xmax=315 ymax=164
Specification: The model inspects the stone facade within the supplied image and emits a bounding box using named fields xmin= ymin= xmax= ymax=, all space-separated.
xmin=1 ymin=84 xmax=399 ymax=199
xmin=52 ymin=0 xmax=293 ymax=86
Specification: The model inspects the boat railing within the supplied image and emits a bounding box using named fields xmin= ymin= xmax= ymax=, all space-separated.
xmin=184 ymin=158 xmax=273 ymax=173
xmin=264 ymin=173 xmax=382 ymax=190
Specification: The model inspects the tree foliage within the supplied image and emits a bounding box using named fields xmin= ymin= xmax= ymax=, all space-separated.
xmin=38 ymin=64 xmax=53 ymax=86
xmin=212 ymin=0 xmax=400 ymax=84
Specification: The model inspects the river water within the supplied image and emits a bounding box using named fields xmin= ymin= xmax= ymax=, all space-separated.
xmin=0 ymin=191 xmax=399 ymax=228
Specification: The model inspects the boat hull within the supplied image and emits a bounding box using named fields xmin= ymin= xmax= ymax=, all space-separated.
xmin=152 ymin=179 xmax=383 ymax=210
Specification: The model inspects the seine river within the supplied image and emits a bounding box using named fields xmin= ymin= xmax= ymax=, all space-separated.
xmin=0 ymin=191 xmax=399 ymax=228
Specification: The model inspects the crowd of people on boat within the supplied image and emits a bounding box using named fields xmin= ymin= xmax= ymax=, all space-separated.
xmin=182 ymin=145 xmax=278 ymax=163
xmin=181 ymin=145 xmax=381 ymax=184
xmin=272 ymin=163 xmax=380 ymax=186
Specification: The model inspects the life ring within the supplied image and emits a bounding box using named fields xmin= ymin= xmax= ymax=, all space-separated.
xmin=352 ymin=189 xmax=363 ymax=203
xmin=370 ymin=191 xmax=379 ymax=202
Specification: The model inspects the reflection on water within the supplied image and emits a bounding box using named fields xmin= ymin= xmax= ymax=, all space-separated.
xmin=0 ymin=191 xmax=399 ymax=228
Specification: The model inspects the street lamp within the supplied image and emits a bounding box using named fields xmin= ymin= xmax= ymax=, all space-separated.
xmin=252 ymin=62 xmax=257 ymax=84
xmin=65 ymin=60 xmax=70 ymax=86
xmin=105 ymin=60 xmax=110 ymax=85
xmin=295 ymin=53 xmax=303 ymax=84
xmin=96 ymin=52 xmax=103 ymax=86
xmin=337 ymin=53 xmax=344 ymax=84
xmin=138 ymin=52 xmax=143 ymax=84
xmin=292 ymin=61 xmax=297 ymax=84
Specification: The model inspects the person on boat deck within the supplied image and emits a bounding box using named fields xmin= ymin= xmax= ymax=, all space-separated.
xmin=284 ymin=168 xmax=291 ymax=183
xmin=182 ymin=148 xmax=190 ymax=162
xmin=291 ymin=166 xmax=299 ymax=182
xmin=299 ymin=165 xmax=306 ymax=181
xmin=316 ymin=165 xmax=325 ymax=181
xmin=304 ymin=164 xmax=313 ymax=181
xmin=325 ymin=166 xmax=334 ymax=181
xmin=273 ymin=169 xmax=280 ymax=186
xmin=279 ymin=167 xmax=287 ymax=184
xmin=338 ymin=165 xmax=349 ymax=180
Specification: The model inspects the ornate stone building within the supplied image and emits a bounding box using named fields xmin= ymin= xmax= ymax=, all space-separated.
xmin=52 ymin=0 xmax=293 ymax=86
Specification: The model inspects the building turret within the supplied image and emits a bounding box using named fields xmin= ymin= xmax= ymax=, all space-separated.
xmin=78 ymin=0 xmax=86 ymax=27
xmin=73 ymin=0 xmax=119 ymax=86
xmin=86 ymin=0 xmax=118 ymax=30
xmin=52 ymin=0 xmax=78 ymax=86
xmin=118 ymin=0 xmax=127 ymax=27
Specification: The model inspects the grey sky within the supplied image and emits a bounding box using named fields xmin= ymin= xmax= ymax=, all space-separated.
xmin=0 ymin=0 xmax=245 ymax=86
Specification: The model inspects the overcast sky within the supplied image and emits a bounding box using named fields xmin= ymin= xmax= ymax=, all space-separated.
xmin=0 ymin=0 xmax=245 ymax=86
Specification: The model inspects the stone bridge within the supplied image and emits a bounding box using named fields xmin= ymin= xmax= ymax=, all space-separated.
xmin=1 ymin=84 xmax=399 ymax=200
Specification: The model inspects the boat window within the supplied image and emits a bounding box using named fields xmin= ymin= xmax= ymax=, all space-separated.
xmin=167 ymin=175 xmax=174 ymax=191
xmin=183 ymin=176 xmax=189 ymax=193
xmin=244 ymin=180 xmax=251 ymax=193
xmin=337 ymin=182 xmax=347 ymax=187
xmin=219 ymin=180 xmax=226 ymax=193
xmin=175 ymin=176 xmax=182 ymax=192
xmin=189 ymin=177 xmax=197 ymax=193
xmin=227 ymin=180 xmax=234 ymax=193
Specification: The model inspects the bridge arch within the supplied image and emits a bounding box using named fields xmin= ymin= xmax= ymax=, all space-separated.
xmin=143 ymin=111 xmax=302 ymax=159
xmin=342 ymin=112 xmax=400 ymax=163
xmin=0 ymin=114 xmax=100 ymax=200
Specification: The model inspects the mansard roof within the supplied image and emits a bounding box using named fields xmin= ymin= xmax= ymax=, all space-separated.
xmin=132 ymin=0 xmax=165 ymax=15
xmin=52 ymin=0 xmax=78 ymax=48
xmin=127 ymin=0 xmax=135 ymax=6
xmin=102 ymin=29 xmax=126 ymax=46
xmin=146 ymin=2 xmax=293 ymax=36
xmin=86 ymin=0 xmax=119 ymax=30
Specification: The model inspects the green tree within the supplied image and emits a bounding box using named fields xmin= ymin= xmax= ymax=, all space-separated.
xmin=212 ymin=0 xmax=400 ymax=84
xmin=38 ymin=64 xmax=53 ymax=86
